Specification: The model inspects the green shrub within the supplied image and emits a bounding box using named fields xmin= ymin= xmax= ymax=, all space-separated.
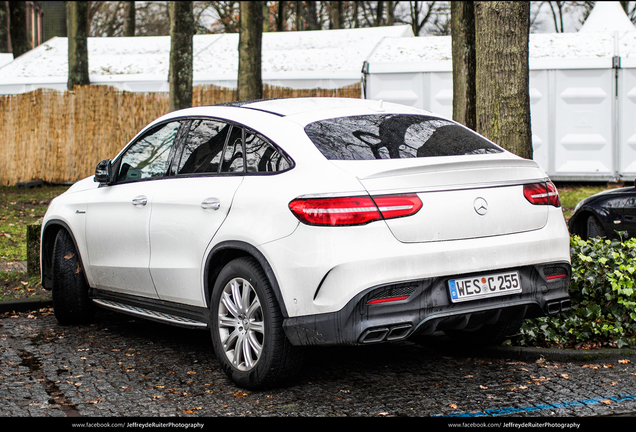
xmin=516 ymin=235 xmax=636 ymax=349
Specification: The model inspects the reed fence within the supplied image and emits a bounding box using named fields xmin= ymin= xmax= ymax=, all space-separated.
xmin=0 ymin=82 xmax=361 ymax=186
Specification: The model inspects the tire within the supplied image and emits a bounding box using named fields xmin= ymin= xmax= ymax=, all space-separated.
xmin=586 ymin=215 xmax=605 ymax=239
xmin=210 ymin=257 xmax=303 ymax=389
xmin=444 ymin=319 xmax=523 ymax=346
xmin=51 ymin=229 xmax=94 ymax=325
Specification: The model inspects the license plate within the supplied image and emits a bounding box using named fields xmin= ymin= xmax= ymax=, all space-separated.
xmin=448 ymin=271 xmax=521 ymax=303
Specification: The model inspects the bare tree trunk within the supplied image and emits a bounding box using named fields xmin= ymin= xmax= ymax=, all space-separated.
xmin=352 ymin=1 xmax=359 ymax=28
xmin=329 ymin=1 xmax=342 ymax=29
xmin=547 ymin=1 xmax=565 ymax=33
xmin=9 ymin=1 xmax=29 ymax=57
xmin=277 ymin=1 xmax=285 ymax=31
xmin=0 ymin=1 xmax=8 ymax=53
xmin=408 ymin=1 xmax=435 ymax=36
xmin=237 ymin=1 xmax=263 ymax=101
xmin=451 ymin=1 xmax=476 ymax=131
xmin=474 ymin=1 xmax=532 ymax=159
xmin=376 ymin=1 xmax=384 ymax=26
xmin=123 ymin=1 xmax=136 ymax=36
xmin=168 ymin=1 xmax=193 ymax=111
xmin=262 ymin=2 xmax=269 ymax=32
xmin=386 ymin=1 xmax=396 ymax=26
xmin=67 ymin=1 xmax=90 ymax=90
xmin=305 ymin=1 xmax=320 ymax=30
xmin=295 ymin=1 xmax=303 ymax=30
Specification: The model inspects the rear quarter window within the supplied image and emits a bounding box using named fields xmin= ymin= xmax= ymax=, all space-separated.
xmin=304 ymin=115 xmax=503 ymax=160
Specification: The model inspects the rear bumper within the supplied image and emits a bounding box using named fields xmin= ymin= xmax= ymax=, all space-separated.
xmin=261 ymin=204 xmax=570 ymax=318
xmin=282 ymin=261 xmax=571 ymax=346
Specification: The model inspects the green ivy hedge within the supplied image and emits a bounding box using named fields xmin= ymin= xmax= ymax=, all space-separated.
xmin=515 ymin=235 xmax=636 ymax=349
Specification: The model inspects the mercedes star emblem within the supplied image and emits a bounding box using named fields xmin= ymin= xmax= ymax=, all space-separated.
xmin=473 ymin=197 xmax=488 ymax=216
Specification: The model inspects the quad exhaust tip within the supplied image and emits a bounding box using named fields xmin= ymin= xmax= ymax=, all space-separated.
xmin=547 ymin=299 xmax=571 ymax=315
xmin=359 ymin=324 xmax=412 ymax=344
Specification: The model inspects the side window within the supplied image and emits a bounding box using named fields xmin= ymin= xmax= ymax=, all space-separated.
xmin=221 ymin=126 xmax=245 ymax=173
xmin=177 ymin=119 xmax=230 ymax=175
xmin=245 ymin=130 xmax=292 ymax=173
xmin=116 ymin=121 xmax=181 ymax=182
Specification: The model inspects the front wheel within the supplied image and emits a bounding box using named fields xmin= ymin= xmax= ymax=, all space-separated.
xmin=586 ymin=215 xmax=605 ymax=239
xmin=209 ymin=257 xmax=303 ymax=389
xmin=51 ymin=229 xmax=94 ymax=325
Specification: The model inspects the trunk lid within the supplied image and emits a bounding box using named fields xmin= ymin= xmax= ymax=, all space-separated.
xmin=331 ymin=155 xmax=551 ymax=243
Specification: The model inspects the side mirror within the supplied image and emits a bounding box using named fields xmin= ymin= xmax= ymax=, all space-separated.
xmin=94 ymin=159 xmax=113 ymax=184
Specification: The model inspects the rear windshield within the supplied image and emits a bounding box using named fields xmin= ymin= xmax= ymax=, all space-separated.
xmin=304 ymin=115 xmax=503 ymax=160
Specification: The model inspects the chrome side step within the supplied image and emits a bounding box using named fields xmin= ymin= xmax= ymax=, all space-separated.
xmin=92 ymin=298 xmax=208 ymax=329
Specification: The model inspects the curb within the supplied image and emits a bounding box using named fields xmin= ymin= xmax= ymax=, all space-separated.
xmin=413 ymin=335 xmax=636 ymax=364
xmin=0 ymin=299 xmax=52 ymax=314
xmin=484 ymin=344 xmax=636 ymax=363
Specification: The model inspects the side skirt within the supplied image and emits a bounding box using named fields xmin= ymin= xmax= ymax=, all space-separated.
xmin=89 ymin=289 xmax=210 ymax=329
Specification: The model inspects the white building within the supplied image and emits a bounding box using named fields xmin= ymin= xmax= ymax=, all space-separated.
xmin=363 ymin=2 xmax=636 ymax=181
xmin=0 ymin=25 xmax=413 ymax=94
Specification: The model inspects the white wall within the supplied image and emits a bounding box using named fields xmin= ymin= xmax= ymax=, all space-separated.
xmin=364 ymin=63 xmax=630 ymax=181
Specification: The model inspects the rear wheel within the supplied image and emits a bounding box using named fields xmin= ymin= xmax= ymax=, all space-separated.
xmin=209 ymin=257 xmax=303 ymax=389
xmin=51 ymin=229 xmax=94 ymax=325
xmin=444 ymin=319 xmax=523 ymax=346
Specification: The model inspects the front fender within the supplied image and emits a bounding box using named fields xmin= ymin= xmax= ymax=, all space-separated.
xmin=40 ymin=220 xmax=89 ymax=290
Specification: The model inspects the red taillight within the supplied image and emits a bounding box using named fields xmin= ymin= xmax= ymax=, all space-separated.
xmin=372 ymin=195 xmax=423 ymax=220
xmin=523 ymin=182 xmax=560 ymax=207
xmin=289 ymin=196 xmax=380 ymax=226
xmin=289 ymin=194 xmax=422 ymax=226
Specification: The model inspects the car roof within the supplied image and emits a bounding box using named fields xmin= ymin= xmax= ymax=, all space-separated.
xmin=150 ymin=97 xmax=441 ymax=132
xmin=235 ymin=97 xmax=430 ymax=118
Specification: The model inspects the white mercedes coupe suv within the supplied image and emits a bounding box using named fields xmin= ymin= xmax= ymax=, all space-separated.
xmin=41 ymin=98 xmax=571 ymax=389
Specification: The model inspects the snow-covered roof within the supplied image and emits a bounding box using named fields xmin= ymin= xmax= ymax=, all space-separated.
xmin=579 ymin=1 xmax=636 ymax=33
xmin=364 ymin=3 xmax=636 ymax=73
xmin=0 ymin=25 xmax=414 ymax=94
xmin=365 ymin=30 xmax=636 ymax=73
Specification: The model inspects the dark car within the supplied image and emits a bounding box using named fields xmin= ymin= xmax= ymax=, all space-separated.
xmin=568 ymin=185 xmax=636 ymax=240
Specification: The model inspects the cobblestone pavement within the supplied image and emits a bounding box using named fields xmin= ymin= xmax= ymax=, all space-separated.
xmin=0 ymin=260 xmax=27 ymax=272
xmin=2 ymin=307 xmax=636 ymax=423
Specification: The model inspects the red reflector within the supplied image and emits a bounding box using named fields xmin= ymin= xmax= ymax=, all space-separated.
xmin=546 ymin=274 xmax=567 ymax=280
xmin=523 ymin=182 xmax=560 ymax=207
xmin=289 ymin=194 xmax=422 ymax=226
xmin=367 ymin=296 xmax=409 ymax=305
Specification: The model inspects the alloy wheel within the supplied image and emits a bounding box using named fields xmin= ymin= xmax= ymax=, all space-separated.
xmin=217 ymin=277 xmax=264 ymax=371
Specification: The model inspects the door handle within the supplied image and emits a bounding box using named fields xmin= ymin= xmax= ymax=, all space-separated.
xmin=201 ymin=198 xmax=221 ymax=210
xmin=132 ymin=195 xmax=148 ymax=207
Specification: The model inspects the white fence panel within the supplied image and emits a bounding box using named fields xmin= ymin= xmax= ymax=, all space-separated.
xmin=426 ymin=72 xmax=453 ymax=119
xmin=619 ymin=67 xmax=636 ymax=178
xmin=365 ymin=72 xmax=424 ymax=109
xmin=552 ymin=68 xmax=615 ymax=179
xmin=529 ymin=69 xmax=551 ymax=175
